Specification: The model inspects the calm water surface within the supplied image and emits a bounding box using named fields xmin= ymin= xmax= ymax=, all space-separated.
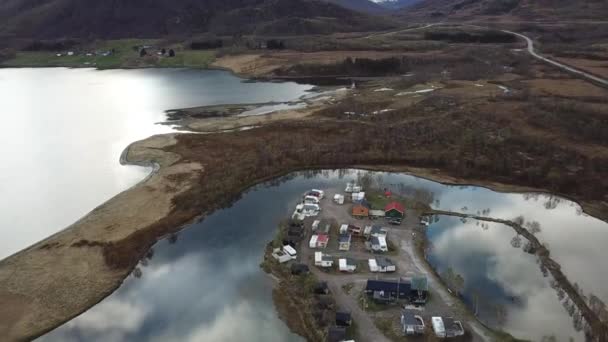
xmin=41 ymin=170 xmax=608 ymax=342
xmin=0 ymin=68 xmax=312 ymax=259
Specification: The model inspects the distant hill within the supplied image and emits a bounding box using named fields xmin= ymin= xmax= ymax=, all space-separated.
xmin=402 ymin=0 xmax=608 ymax=20
xmin=0 ymin=0 xmax=395 ymax=39
xmin=325 ymin=0 xmax=388 ymax=13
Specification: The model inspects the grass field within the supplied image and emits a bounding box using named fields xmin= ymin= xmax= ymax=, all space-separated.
xmin=1 ymin=39 xmax=215 ymax=69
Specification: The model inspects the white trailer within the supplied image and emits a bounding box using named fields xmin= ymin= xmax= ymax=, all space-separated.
xmin=339 ymin=258 xmax=357 ymax=272
xmin=309 ymin=234 xmax=319 ymax=248
xmin=315 ymin=252 xmax=333 ymax=268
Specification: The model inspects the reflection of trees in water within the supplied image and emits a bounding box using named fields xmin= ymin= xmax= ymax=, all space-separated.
xmin=522 ymin=193 xmax=567 ymax=211
xmin=168 ymin=232 xmax=179 ymax=244
xmin=476 ymin=208 xmax=492 ymax=216
xmin=469 ymin=287 xmax=508 ymax=329
xmin=545 ymin=196 xmax=561 ymax=210
xmin=505 ymin=217 xmax=604 ymax=337
xmin=442 ymin=267 xmax=465 ymax=295
xmin=132 ymin=248 xmax=156 ymax=278
xmin=511 ymin=235 xmax=522 ymax=248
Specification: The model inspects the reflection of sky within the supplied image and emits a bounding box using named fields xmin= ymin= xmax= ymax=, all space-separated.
xmin=427 ymin=216 xmax=583 ymax=341
xmin=39 ymin=170 xmax=608 ymax=341
xmin=0 ymin=68 xmax=312 ymax=259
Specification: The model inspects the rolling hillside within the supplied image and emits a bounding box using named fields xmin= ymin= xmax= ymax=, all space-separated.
xmin=325 ymin=0 xmax=387 ymax=13
xmin=0 ymin=0 xmax=395 ymax=39
xmin=402 ymin=0 xmax=608 ymax=20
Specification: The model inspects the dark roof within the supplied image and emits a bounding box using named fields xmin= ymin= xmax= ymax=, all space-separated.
xmin=314 ymin=281 xmax=329 ymax=291
xmin=370 ymin=225 xmax=387 ymax=235
xmin=290 ymin=263 xmax=310 ymax=274
xmin=376 ymin=257 xmax=394 ymax=268
xmin=385 ymin=201 xmax=405 ymax=213
xmin=338 ymin=234 xmax=351 ymax=243
xmin=335 ymin=311 xmax=352 ymax=325
xmin=327 ymin=326 xmax=347 ymax=342
xmin=342 ymin=258 xmax=357 ymax=266
xmin=366 ymin=279 xmax=411 ymax=293
xmin=402 ymin=310 xmax=422 ymax=326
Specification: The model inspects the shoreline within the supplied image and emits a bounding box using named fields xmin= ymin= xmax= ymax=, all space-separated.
xmin=1 ymin=136 xmax=606 ymax=340
xmin=1 ymin=62 xmax=607 ymax=340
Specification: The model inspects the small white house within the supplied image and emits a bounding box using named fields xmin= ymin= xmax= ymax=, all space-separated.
xmin=283 ymin=245 xmax=297 ymax=258
xmin=272 ymin=246 xmax=296 ymax=263
xmin=351 ymin=192 xmax=365 ymax=202
xmin=345 ymin=182 xmax=362 ymax=193
xmin=67 ymin=51 xmax=74 ymax=56
xmin=309 ymin=234 xmax=319 ymax=248
xmin=339 ymin=258 xmax=357 ymax=272
xmin=333 ymin=194 xmax=345 ymax=205
xmin=315 ymin=252 xmax=333 ymax=268
xmin=369 ymin=257 xmax=396 ymax=272
xmin=339 ymin=224 xmax=349 ymax=234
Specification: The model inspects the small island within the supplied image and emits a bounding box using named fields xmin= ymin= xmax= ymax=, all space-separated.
xmin=262 ymin=180 xmax=485 ymax=341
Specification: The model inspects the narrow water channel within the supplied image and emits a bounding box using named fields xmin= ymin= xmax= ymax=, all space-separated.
xmin=39 ymin=170 xmax=608 ymax=341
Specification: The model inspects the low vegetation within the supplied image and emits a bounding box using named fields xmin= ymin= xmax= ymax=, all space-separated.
xmin=1 ymin=39 xmax=215 ymax=68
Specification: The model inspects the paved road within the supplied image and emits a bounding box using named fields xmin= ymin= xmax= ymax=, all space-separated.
xmin=502 ymin=30 xmax=608 ymax=87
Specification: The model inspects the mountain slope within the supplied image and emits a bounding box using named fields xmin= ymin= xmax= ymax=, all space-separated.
xmin=325 ymin=0 xmax=387 ymax=13
xmin=402 ymin=0 xmax=608 ymax=20
xmin=0 ymin=0 xmax=395 ymax=39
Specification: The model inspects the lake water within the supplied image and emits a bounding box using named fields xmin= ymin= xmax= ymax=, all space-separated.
xmin=0 ymin=68 xmax=313 ymax=259
xmin=40 ymin=170 xmax=608 ymax=342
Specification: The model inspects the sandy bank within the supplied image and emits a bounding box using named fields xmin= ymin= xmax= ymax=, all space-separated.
xmin=0 ymin=134 xmax=202 ymax=341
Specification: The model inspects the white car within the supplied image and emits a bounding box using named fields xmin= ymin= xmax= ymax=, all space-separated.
xmin=304 ymin=195 xmax=320 ymax=204
xmin=307 ymin=189 xmax=324 ymax=199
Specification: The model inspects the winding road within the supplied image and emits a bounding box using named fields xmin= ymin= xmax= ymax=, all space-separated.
xmin=502 ymin=30 xmax=608 ymax=87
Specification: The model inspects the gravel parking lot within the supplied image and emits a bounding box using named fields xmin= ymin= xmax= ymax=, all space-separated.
xmin=295 ymin=186 xmax=491 ymax=342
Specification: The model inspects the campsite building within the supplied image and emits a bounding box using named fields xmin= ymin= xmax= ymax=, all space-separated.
xmin=365 ymin=277 xmax=429 ymax=303
xmin=385 ymin=202 xmax=405 ymax=222
xmin=352 ymin=199 xmax=370 ymax=218
xmin=317 ymin=233 xmax=329 ymax=248
xmin=366 ymin=235 xmax=388 ymax=252
xmin=315 ymin=252 xmax=333 ymax=268
xmin=365 ymin=279 xmax=411 ymax=303
xmin=368 ymin=257 xmax=396 ymax=272
xmin=338 ymin=234 xmax=352 ymax=251
xmin=411 ymin=276 xmax=429 ymax=304
xmin=401 ymin=310 xmax=425 ymax=335
xmin=364 ymin=225 xmax=387 ymax=237
xmin=431 ymin=317 xmax=465 ymax=338
xmin=338 ymin=258 xmax=357 ymax=272
xmin=312 ymin=219 xmax=331 ymax=234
